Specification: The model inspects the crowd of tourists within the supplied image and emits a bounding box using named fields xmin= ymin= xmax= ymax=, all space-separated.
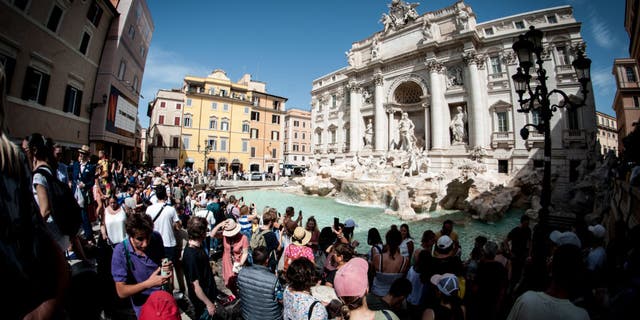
xmin=2 ymin=65 xmax=640 ymax=320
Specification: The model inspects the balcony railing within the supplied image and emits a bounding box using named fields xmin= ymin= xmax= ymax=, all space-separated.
xmin=562 ymin=129 xmax=586 ymax=147
xmin=491 ymin=131 xmax=515 ymax=148
xmin=555 ymin=64 xmax=574 ymax=74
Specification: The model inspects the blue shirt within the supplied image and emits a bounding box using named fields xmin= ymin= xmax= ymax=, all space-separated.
xmin=111 ymin=232 xmax=164 ymax=317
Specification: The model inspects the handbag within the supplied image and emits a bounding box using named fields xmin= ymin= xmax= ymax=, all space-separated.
xmin=74 ymin=185 xmax=85 ymax=208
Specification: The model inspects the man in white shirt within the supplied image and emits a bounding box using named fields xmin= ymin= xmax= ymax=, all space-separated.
xmin=146 ymin=186 xmax=181 ymax=264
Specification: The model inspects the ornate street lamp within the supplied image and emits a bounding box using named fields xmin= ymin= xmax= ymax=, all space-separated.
xmin=511 ymin=26 xmax=591 ymax=225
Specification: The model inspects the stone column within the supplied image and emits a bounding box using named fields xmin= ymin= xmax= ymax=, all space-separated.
xmin=463 ymin=51 xmax=485 ymax=148
xmin=374 ymin=74 xmax=387 ymax=151
xmin=348 ymin=81 xmax=362 ymax=153
xmin=423 ymin=102 xmax=430 ymax=150
xmin=427 ymin=60 xmax=446 ymax=149
xmin=387 ymin=107 xmax=395 ymax=149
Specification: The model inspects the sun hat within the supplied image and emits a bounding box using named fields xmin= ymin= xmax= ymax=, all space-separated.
xmin=549 ymin=230 xmax=582 ymax=248
xmin=78 ymin=145 xmax=90 ymax=154
xmin=139 ymin=290 xmax=180 ymax=320
xmin=344 ymin=218 xmax=358 ymax=228
xmin=291 ymin=227 xmax=312 ymax=246
xmin=311 ymin=285 xmax=339 ymax=303
xmin=588 ymin=224 xmax=606 ymax=239
xmin=437 ymin=235 xmax=453 ymax=250
xmin=222 ymin=218 xmax=241 ymax=237
xmin=430 ymin=273 xmax=459 ymax=296
xmin=334 ymin=257 xmax=369 ymax=297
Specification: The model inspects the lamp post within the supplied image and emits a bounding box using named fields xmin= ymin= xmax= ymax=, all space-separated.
xmin=202 ymin=140 xmax=212 ymax=175
xmin=511 ymin=26 xmax=592 ymax=225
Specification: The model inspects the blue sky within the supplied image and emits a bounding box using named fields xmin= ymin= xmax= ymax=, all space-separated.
xmin=138 ymin=0 xmax=628 ymax=128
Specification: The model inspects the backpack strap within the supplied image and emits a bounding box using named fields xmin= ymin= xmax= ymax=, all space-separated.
xmin=122 ymin=238 xmax=135 ymax=280
xmin=152 ymin=204 xmax=167 ymax=223
xmin=308 ymin=300 xmax=320 ymax=320
xmin=381 ymin=310 xmax=393 ymax=320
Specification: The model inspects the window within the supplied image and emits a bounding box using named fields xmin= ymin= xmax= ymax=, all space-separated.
xmin=544 ymin=15 xmax=557 ymax=24
xmin=174 ymin=117 xmax=180 ymax=126
xmin=220 ymin=139 xmax=227 ymax=151
xmin=156 ymin=135 xmax=163 ymax=147
xmin=211 ymin=102 xmax=217 ymax=110
xmin=294 ymin=120 xmax=299 ymax=127
xmin=331 ymin=130 xmax=336 ymax=143
xmin=272 ymin=148 xmax=277 ymax=158
xmin=186 ymin=99 xmax=192 ymax=106
xmin=634 ymin=96 xmax=640 ymax=108
xmin=242 ymin=140 xmax=248 ymax=152
xmin=515 ymin=21 xmax=525 ymax=29
xmin=132 ymin=75 xmax=138 ymax=92
xmin=251 ymin=147 xmax=256 ymax=157
xmin=221 ymin=120 xmax=229 ymax=131
xmin=0 ymin=53 xmax=16 ymax=92
xmin=293 ymin=156 xmax=297 ymax=161
xmin=251 ymin=128 xmax=259 ymax=139
xmin=158 ymin=115 xmax=165 ymax=125
xmin=117 ymin=60 xmax=126 ymax=80
xmin=242 ymin=122 xmax=250 ymax=133
xmin=531 ymin=109 xmax=541 ymax=125
xmin=556 ymin=46 xmax=571 ymax=65
xmin=271 ymin=131 xmax=280 ymax=140
xmin=172 ymin=137 xmax=179 ymax=148
xmin=273 ymin=100 xmax=280 ymax=109
xmin=316 ymin=131 xmax=322 ymax=144
xmin=128 ymin=25 xmax=135 ymax=39
xmin=272 ymin=115 xmax=280 ymax=124
xmin=209 ymin=117 xmax=217 ymax=130
xmin=302 ymin=156 xmax=305 ymax=161
xmin=9 ymin=0 xmax=29 ymax=10
xmin=626 ymin=66 xmax=637 ymax=82
xmin=207 ymin=138 xmax=217 ymax=151
xmin=160 ymin=101 xmax=166 ymax=108
xmin=219 ymin=89 xmax=227 ymax=97
xmin=484 ymin=27 xmax=494 ymax=36
xmin=302 ymin=133 xmax=306 ymax=139
xmin=498 ymin=160 xmax=509 ymax=173
xmin=140 ymin=46 xmax=145 ymax=57
xmin=294 ymin=132 xmax=298 ymax=139
xmin=223 ymin=104 xmax=229 ymax=111
xmin=251 ymin=111 xmax=260 ymax=121
xmin=182 ymin=136 xmax=190 ymax=149
xmin=490 ymin=56 xmax=502 ymax=74
xmin=78 ymin=31 xmax=91 ymax=55
xmin=63 ymin=85 xmax=82 ymax=116
xmin=21 ymin=67 xmax=50 ymax=105
xmin=497 ymin=112 xmax=508 ymax=132
xmin=293 ymin=144 xmax=299 ymax=151
xmin=47 ymin=5 xmax=64 ymax=32
xmin=302 ymin=145 xmax=306 ymax=152
xmin=86 ymin=1 xmax=103 ymax=27
xmin=244 ymin=107 xmax=249 ymax=114
xmin=303 ymin=122 xmax=306 ymax=128
xmin=209 ymin=88 xmax=215 ymax=95
xmin=176 ymin=103 xmax=181 ymax=110
xmin=567 ymin=108 xmax=579 ymax=130
xmin=183 ymin=115 xmax=192 ymax=128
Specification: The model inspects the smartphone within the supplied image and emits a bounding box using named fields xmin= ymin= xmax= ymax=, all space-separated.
xmin=298 ymin=210 xmax=302 ymax=215
xmin=334 ymin=217 xmax=340 ymax=230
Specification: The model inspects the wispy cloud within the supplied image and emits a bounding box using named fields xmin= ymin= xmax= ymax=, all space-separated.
xmin=591 ymin=66 xmax=615 ymax=98
xmin=588 ymin=10 xmax=619 ymax=49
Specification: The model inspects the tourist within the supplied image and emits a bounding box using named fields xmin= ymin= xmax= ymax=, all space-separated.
xmin=146 ymin=185 xmax=181 ymax=265
xmin=238 ymin=204 xmax=257 ymax=242
xmin=506 ymin=244 xmax=589 ymax=320
xmin=250 ymin=208 xmax=279 ymax=272
xmin=334 ymin=257 xmax=400 ymax=320
xmin=413 ymin=230 xmax=436 ymax=263
xmin=111 ymin=213 xmax=170 ymax=317
xmin=371 ymin=228 xmax=410 ymax=296
xmin=283 ymin=257 xmax=329 ymax=319
xmin=503 ymin=215 xmax=531 ymax=292
xmin=53 ymin=143 xmax=69 ymax=185
xmin=495 ymin=241 xmax=513 ymax=283
xmin=586 ymin=224 xmax=607 ymax=281
xmin=367 ymin=227 xmax=384 ymax=263
xmin=343 ymin=218 xmax=358 ymax=245
xmin=406 ymin=249 xmax=432 ymax=319
xmin=211 ymin=218 xmax=249 ymax=294
xmin=322 ymin=243 xmax=354 ymax=287
xmin=431 ymin=235 xmax=463 ymax=277
xmin=101 ymin=195 xmax=127 ymax=245
xmin=422 ymin=273 xmax=465 ymax=320
xmin=306 ymin=216 xmax=321 ymax=256
xmin=316 ymin=226 xmax=338 ymax=272
xmin=138 ymin=290 xmax=181 ymax=320
xmin=436 ymin=220 xmax=460 ymax=255
xmin=225 ymin=195 xmax=240 ymax=219
xmin=278 ymin=220 xmax=298 ymax=271
xmin=283 ymin=226 xmax=315 ymax=271
xmin=71 ymin=144 xmax=96 ymax=243
xmin=465 ymin=235 xmax=487 ymax=283
xmin=399 ymin=223 xmax=415 ymax=258
xmin=238 ymin=246 xmax=284 ymax=320
xmin=366 ymin=277 xmax=412 ymax=313
xmin=466 ymin=241 xmax=508 ymax=320
xmin=1 ymin=65 xmax=70 ymax=319
xmin=183 ymin=216 xmax=218 ymax=319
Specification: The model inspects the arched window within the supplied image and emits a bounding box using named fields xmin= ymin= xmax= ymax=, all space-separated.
xmin=221 ymin=118 xmax=230 ymax=131
xmin=209 ymin=116 xmax=218 ymax=130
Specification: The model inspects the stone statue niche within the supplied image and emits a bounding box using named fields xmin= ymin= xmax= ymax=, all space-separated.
xmin=363 ymin=118 xmax=374 ymax=149
xmin=449 ymin=105 xmax=468 ymax=145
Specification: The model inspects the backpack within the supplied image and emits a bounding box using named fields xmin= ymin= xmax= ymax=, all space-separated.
xmin=35 ymin=167 xmax=82 ymax=236
xmin=250 ymin=229 xmax=268 ymax=250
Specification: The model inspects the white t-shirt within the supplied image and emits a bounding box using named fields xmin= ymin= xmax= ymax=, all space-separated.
xmin=146 ymin=202 xmax=179 ymax=247
xmin=194 ymin=207 xmax=216 ymax=230
xmin=400 ymin=238 xmax=414 ymax=257
xmin=506 ymin=291 xmax=589 ymax=320
xmin=32 ymin=166 xmax=70 ymax=252
xmin=105 ymin=206 xmax=127 ymax=244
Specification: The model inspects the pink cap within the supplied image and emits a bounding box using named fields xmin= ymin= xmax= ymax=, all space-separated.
xmin=334 ymin=258 xmax=369 ymax=297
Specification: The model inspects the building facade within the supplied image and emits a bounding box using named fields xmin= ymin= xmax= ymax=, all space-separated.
xmin=596 ymin=111 xmax=618 ymax=156
xmin=612 ymin=59 xmax=640 ymax=153
xmin=1 ymin=0 xmax=116 ymax=150
xmin=311 ymin=1 xmax=596 ymax=185
xmin=247 ymin=87 xmax=287 ymax=174
xmin=284 ymin=108 xmax=312 ymax=168
xmin=90 ymin=0 xmax=153 ymax=162
xmin=147 ymin=89 xmax=185 ymax=167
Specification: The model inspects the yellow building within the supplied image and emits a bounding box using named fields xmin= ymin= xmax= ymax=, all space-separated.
xmin=248 ymin=89 xmax=287 ymax=174
xmin=181 ymin=70 xmax=252 ymax=173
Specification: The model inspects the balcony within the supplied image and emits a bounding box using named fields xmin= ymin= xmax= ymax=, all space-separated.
xmin=525 ymin=131 xmax=545 ymax=149
xmin=487 ymin=72 xmax=510 ymax=91
xmin=563 ymin=129 xmax=586 ymax=147
xmin=491 ymin=131 xmax=515 ymax=149
xmin=555 ymin=64 xmax=578 ymax=84
xmin=329 ymin=110 xmax=339 ymax=119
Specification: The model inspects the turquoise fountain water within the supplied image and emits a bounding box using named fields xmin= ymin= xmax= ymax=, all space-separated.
xmin=235 ymin=189 xmax=523 ymax=260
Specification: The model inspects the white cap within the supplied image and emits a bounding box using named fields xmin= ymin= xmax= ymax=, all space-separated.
xmin=588 ymin=224 xmax=606 ymax=239
xmin=437 ymin=235 xmax=453 ymax=249
xmin=549 ymin=230 xmax=582 ymax=248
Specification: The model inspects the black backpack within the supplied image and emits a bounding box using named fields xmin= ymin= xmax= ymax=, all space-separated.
xmin=35 ymin=167 xmax=82 ymax=236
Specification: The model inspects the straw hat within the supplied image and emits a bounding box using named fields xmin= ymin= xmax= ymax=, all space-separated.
xmin=291 ymin=226 xmax=311 ymax=246
xmin=222 ymin=219 xmax=241 ymax=237
xmin=78 ymin=145 xmax=90 ymax=154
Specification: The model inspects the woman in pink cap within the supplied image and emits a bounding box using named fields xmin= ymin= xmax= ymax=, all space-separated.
xmin=334 ymin=257 xmax=400 ymax=319
xmin=211 ymin=218 xmax=248 ymax=294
